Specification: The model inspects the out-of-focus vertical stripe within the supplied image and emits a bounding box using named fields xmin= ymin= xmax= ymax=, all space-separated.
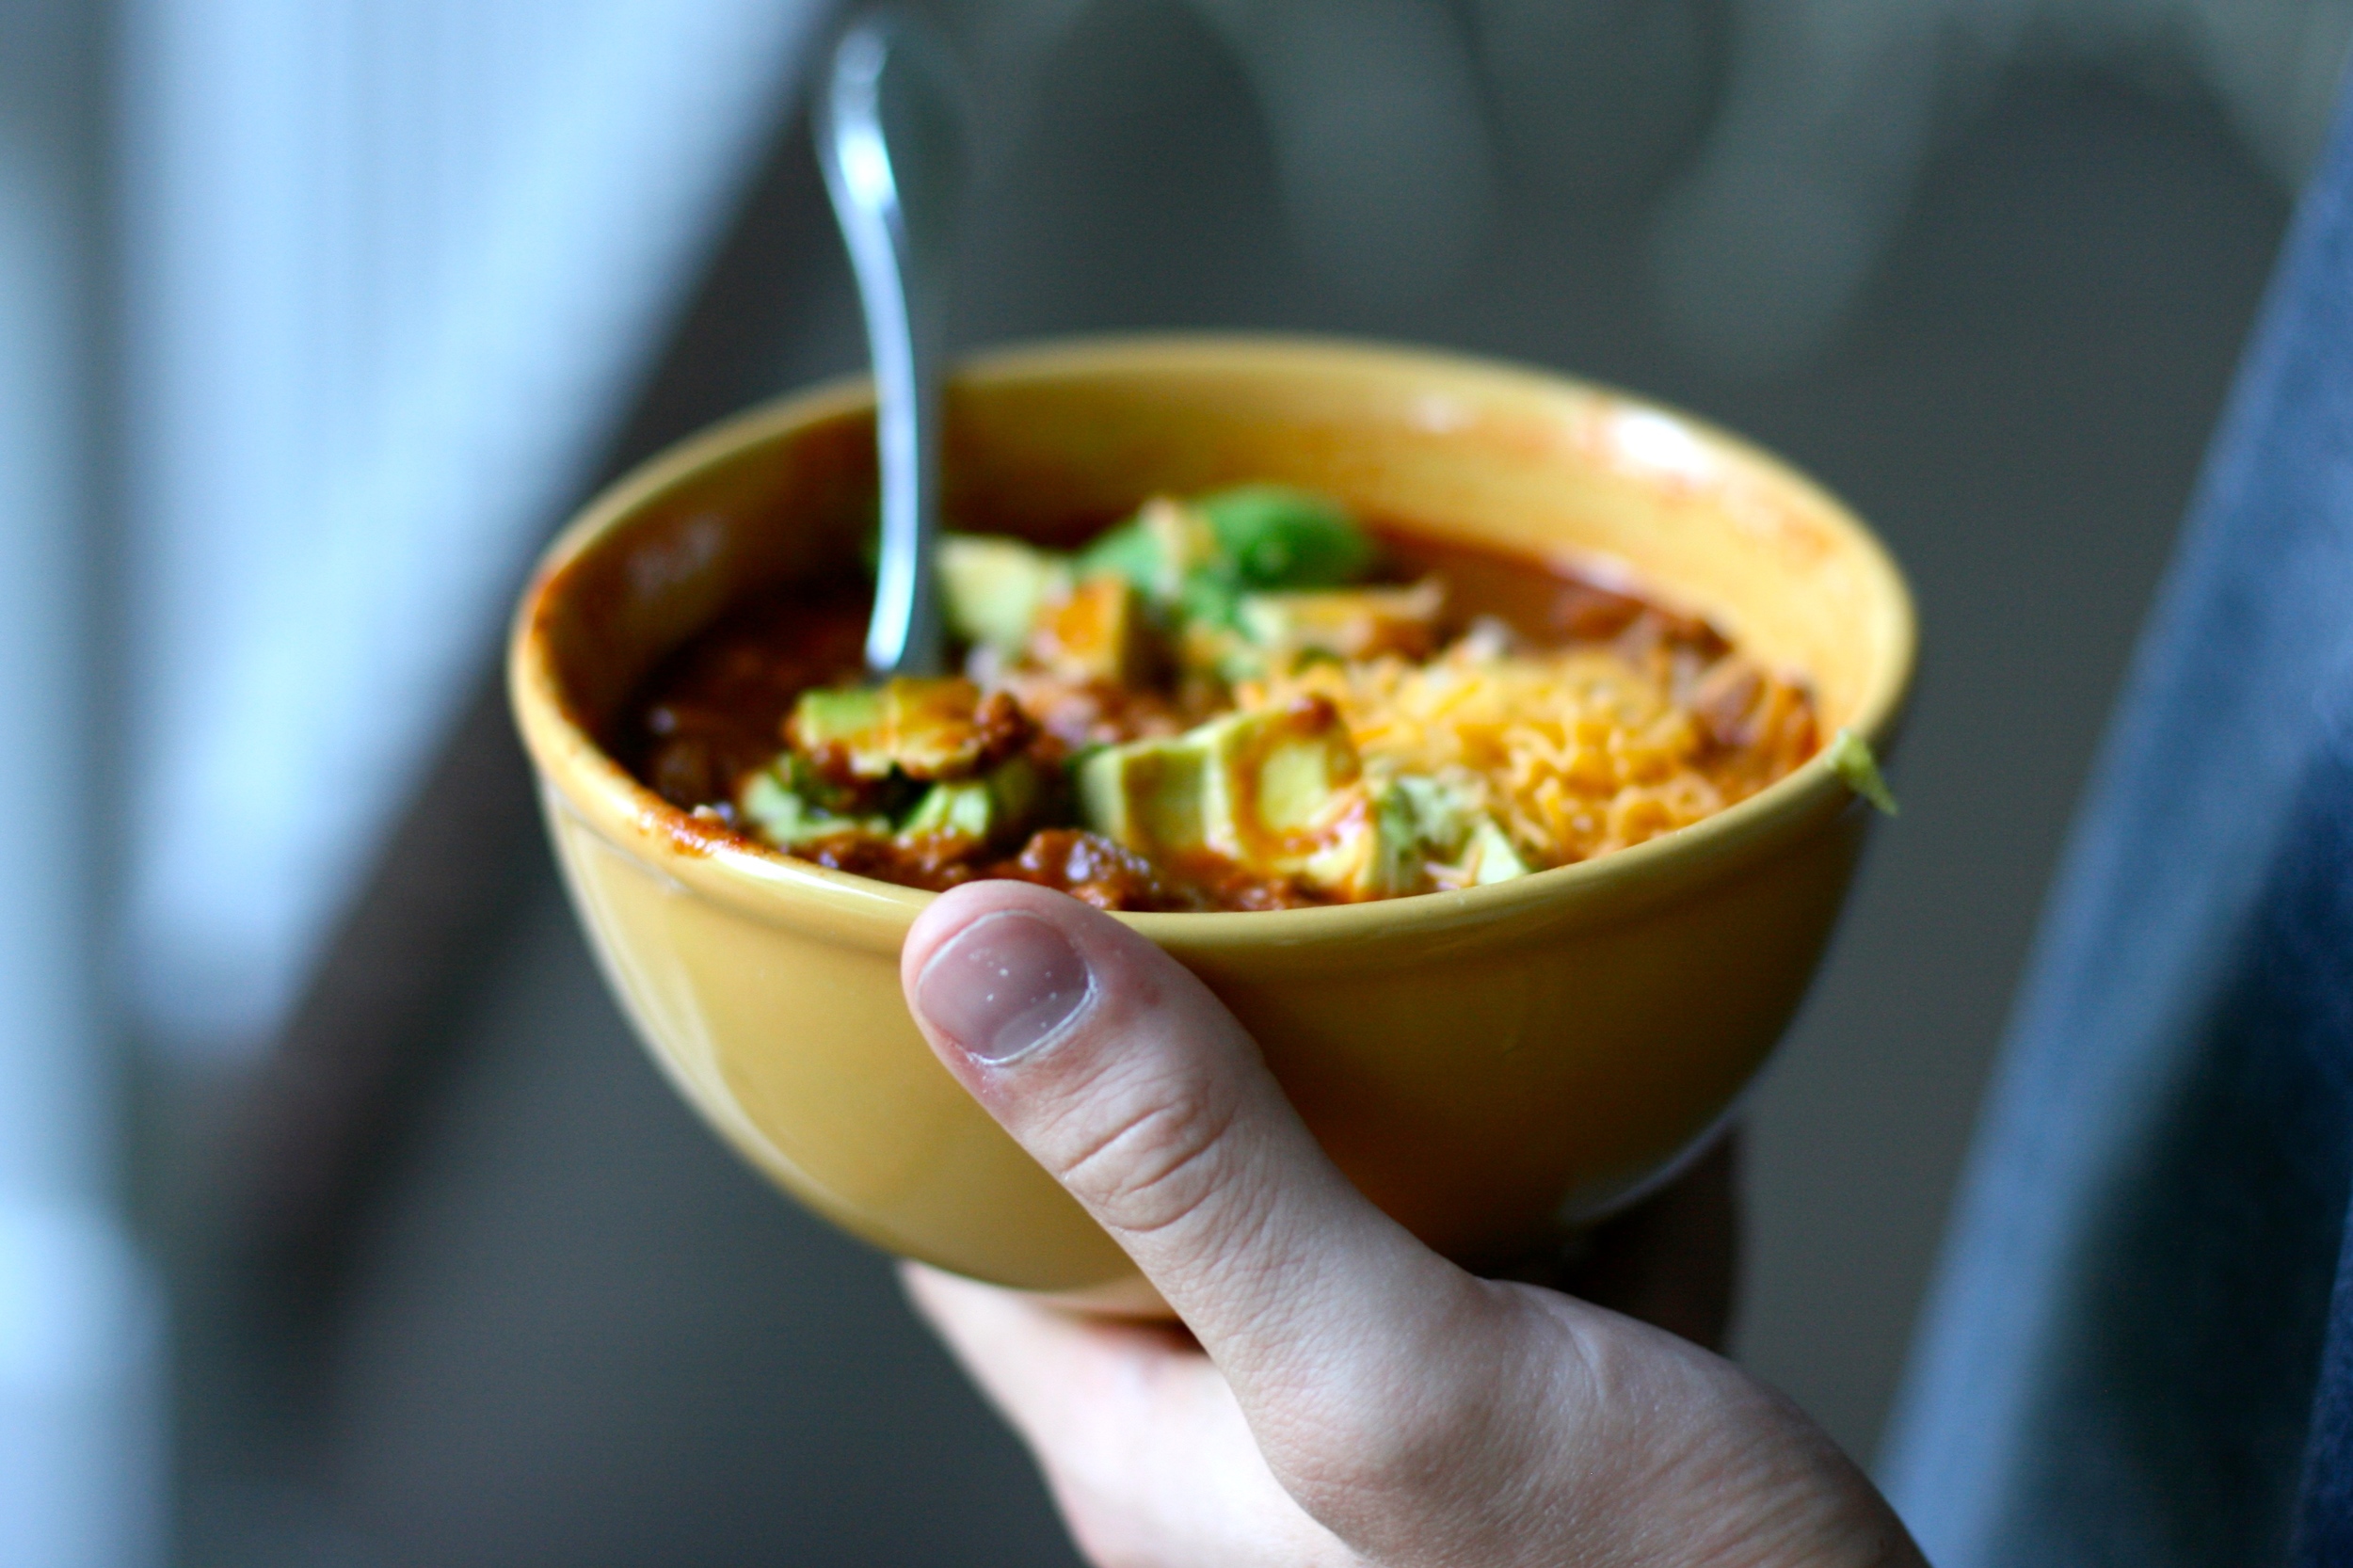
xmin=0 ymin=0 xmax=167 ymax=1563
xmin=117 ymin=0 xmax=826 ymax=1058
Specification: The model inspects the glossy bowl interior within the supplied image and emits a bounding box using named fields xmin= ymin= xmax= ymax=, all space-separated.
xmin=510 ymin=335 xmax=1915 ymax=1307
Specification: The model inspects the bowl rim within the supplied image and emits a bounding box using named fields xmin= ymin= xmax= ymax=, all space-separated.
xmin=511 ymin=331 xmax=1916 ymax=954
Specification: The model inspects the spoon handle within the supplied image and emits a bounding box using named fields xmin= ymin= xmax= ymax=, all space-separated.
xmin=817 ymin=9 xmax=965 ymax=679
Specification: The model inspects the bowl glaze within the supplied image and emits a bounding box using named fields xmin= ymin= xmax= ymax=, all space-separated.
xmin=509 ymin=335 xmax=1915 ymax=1305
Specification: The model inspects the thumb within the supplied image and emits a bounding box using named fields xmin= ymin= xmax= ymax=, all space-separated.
xmin=901 ymin=880 xmax=1465 ymax=1396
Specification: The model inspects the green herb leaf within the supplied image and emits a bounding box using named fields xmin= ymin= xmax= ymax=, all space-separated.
xmin=1074 ymin=520 xmax=1164 ymax=593
xmin=1828 ymin=728 xmax=1898 ymax=816
xmin=1196 ymin=485 xmax=1374 ymax=589
xmin=1176 ymin=568 xmax=1244 ymax=631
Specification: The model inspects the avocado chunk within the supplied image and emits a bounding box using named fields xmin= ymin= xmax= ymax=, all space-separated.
xmin=1029 ymin=574 xmax=1149 ymax=685
xmin=939 ymin=535 xmax=1073 ymax=655
xmin=1462 ymin=818 xmax=1531 ymax=885
xmin=1076 ymin=496 xmax=1222 ymax=605
xmin=1076 ymin=713 xmax=1525 ymax=900
xmin=1368 ymin=776 xmax=1449 ymax=895
xmin=787 ymin=686 xmax=884 ymax=769
xmin=1077 ymin=702 xmax=1362 ymax=875
xmin=1351 ymin=775 xmax=1530 ymax=897
xmin=787 ymin=677 xmax=994 ymax=781
xmin=1237 ymin=579 xmax=1445 ymax=663
xmin=899 ymin=755 xmax=1048 ymax=847
xmin=737 ymin=766 xmax=888 ymax=848
xmin=1075 ymin=732 xmax=1210 ymax=857
xmin=898 ymin=779 xmax=994 ymax=840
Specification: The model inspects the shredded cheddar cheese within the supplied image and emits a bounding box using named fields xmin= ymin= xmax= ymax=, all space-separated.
xmin=1239 ymin=636 xmax=1813 ymax=868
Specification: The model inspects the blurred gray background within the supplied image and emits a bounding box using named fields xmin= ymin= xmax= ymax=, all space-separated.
xmin=0 ymin=0 xmax=2328 ymax=1562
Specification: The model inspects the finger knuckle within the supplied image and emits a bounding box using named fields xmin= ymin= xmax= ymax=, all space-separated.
xmin=1054 ymin=1078 xmax=1243 ymax=1240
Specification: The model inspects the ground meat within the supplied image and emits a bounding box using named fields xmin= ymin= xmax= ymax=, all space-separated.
xmin=994 ymin=671 xmax=1189 ymax=751
xmin=985 ymin=829 xmax=1198 ymax=911
xmin=625 ymin=584 xmax=867 ymax=809
xmin=796 ymin=831 xmax=989 ymax=892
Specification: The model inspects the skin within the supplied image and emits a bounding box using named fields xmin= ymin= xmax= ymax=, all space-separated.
xmin=900 ymin=881 xmax=1929 ymax=1568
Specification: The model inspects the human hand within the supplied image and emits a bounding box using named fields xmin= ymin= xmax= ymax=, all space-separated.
xmin=899 ymin=881 xmax=1926 ymax=1568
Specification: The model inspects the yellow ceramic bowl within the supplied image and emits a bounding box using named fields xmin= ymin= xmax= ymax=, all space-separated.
xmin=510 ymin=335 xmax=1914 ymax=1306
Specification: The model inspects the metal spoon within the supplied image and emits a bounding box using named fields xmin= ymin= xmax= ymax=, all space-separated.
xmin=815 ymin=8 xmax=968 ymax=679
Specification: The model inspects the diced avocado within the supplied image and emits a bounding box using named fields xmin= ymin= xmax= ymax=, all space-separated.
xmin=737 ymin=766 xmax=887 ymax=848
xmin=1029 ymin=575 xmax=1148 ymax=685
xmin=787 ymin=678 xmax=990 ymax=781
xmin=788 ymin=686 xmax=885 ymax=772
xmin=1237 ymin=579 xmax=1445 ymax=661
xmin=880 ymin=678 xmax=991 ymax=778
xmin=1368 ymin=776 xmax=1450 ymax=895
xmin=1077 ymin=497 xmax=1221 ymax=603
xmin=1351 ymin=775 xmax=1530 ymax=897
xmin=986 ymin=752 xmax=1045 ymax=830
xmin=1249 ymin=714 xmax=1353 ymax=835
xmin=1463 ymin=818 xmax=1530 ymax=885
xmin=1077 ymin=703 xmax=1360 ymax=875
xmin=1074 ymin=516 xmax=1166 ymax=596
xmin=1170 ymin=616 xmax=1270 ymax=688
xmin=899 ymin=755 xmax=1049 ymax=846
xmin=1077 ymin=709 xmax=1531 ymax=898
xmin=1077 ymin=732 xmax=1210 ymax=855
xmin=1176 ymin=568 xmax=1243 ymax=632
xmin=939 ymin=535 xmax=1073 ymax=654
xmin=899 ymin=779 xmax=995 ymax=840
xmin=1197 ymin=486 xmax=1374 ymax=589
